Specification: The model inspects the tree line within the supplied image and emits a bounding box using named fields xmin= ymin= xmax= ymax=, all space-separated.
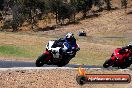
xmin=0 ymin=0 xmax=130 ymax=32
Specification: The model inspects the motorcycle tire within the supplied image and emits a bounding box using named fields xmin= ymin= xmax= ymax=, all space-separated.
xmin=119 ymin=66 xmax=127 ymax=69
xmin=120 ymin=63 xmax=131 ymax=69
xmin=35 ymin=54 xmax=48 ymax=67
xmin=57 ymin=57 xmax=70 ymax=67
xmin=76 ymin=76 xmax=87 ymax=85
xmin=57 ymin=60 xmax=67 ymax=67
xmin=103 ymin=59 xmax=112 ymax=68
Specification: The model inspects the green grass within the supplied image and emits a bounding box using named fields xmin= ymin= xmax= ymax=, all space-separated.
xmin=0 ymin=45 xmax=43 ymax=60
xmin=0 ymin=44 xmax=108 ymax=65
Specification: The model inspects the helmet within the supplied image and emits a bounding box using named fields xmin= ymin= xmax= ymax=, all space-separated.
xmin=65 ymin=32 xmax=74 ymax=42
xmin=128 ymin=42 xmax=132 ymax=46
xmin=66 ymin=32 xmax=74 ymax=38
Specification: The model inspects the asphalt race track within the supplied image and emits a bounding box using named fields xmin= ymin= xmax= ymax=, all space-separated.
xmin=0 ymin=60 xmax=101 ymax=68
xmin=0 ymin=60 xmax=131 ymax=71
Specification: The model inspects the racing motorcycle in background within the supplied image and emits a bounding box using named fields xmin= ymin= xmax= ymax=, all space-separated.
xmin=35 ymin=40 xmax=80 ymax=67
xmin=103 ymin=48 xmax=132 ymax=69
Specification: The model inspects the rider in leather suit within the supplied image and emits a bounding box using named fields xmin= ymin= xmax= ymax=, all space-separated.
xmin=52 ymin=32 xmax=78 ymax=54
xmin=119 ymin=42 xmax=132 ymax=62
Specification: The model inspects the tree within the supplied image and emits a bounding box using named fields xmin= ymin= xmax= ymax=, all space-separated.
xmin=93 ymin=0 xmax=104 ymax=11
xmin=104 ymin=0 xmax=112 ymax=11
xmin=121 ymin=0 xmax=128 ymax=9
xmin=75 ymin=0 xmax=93 ymax=17
xmin=0 ymin=0 xmax=4 ymax=11
xmin=49 ymin=0 xmax=76 ymax=25
xmin=2 ymin=0 xmax=49 ymax=32
xmin=1 ymin=0 xmax=24 ymax=32
xmin=58 ymin=3 xmax=76 ymax=24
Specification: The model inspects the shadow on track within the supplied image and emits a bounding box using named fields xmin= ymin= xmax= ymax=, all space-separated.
xmin=0 ymin=60 xmax=102 ymax=68
xmin=0 ymin=61 xmax=35 ymax=68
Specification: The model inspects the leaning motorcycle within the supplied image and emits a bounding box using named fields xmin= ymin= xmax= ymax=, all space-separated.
xmin=103 ymin=48 xmax=132 ymax=69
xmin=35 ymin=40 xmax=80 ymax=67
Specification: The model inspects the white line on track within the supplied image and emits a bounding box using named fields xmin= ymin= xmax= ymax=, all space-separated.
xmin=0 ymin=67 xmax=77 ymax=71
xmin=0 ymin=67 xmax=131 ymax=71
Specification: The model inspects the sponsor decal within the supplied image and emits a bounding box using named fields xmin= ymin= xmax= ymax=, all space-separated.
xmin=76 ymin=66 xmax=131 ymax=85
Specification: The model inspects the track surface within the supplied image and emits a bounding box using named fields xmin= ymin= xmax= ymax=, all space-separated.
xmin=0 ymin=60 xmax=101 ymax=68
xmin=0 ymin=60 xmax=132 ymax=71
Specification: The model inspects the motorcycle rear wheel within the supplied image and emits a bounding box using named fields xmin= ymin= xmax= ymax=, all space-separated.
xmin=57 ymin=60 xmax=68 ymax=67
xmin=36 ymin=54 xmax=48 ymax=67
xmin=57 ymin=57 xmax=70 ymax=67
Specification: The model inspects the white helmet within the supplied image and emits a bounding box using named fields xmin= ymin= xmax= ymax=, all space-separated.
xmin=65 ymin=32 xmax=74 ymax=42
xmin=66 ymin=32 xmax=74 ymax=39
xmin=128 ymin=42 xmax=132 ymax=46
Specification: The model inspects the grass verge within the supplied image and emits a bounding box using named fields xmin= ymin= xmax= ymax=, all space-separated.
xmin=0 ymin=32 xmax=132 ymax=66
xmin=0 ymin=45 xmax=43 ymax=60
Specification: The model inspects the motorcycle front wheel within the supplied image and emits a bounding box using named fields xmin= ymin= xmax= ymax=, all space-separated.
xmin=35 ymin=54 xmax=48 ymax=67
xmin=103 ymin=59 xmax=112 ymax=68
xmin=76 ymin=76 xmax=87 ymax=85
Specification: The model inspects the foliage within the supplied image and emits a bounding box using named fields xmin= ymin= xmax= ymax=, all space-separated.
xmin=104 ymin=0 xmax=112 ymax=10
xmin=0 ymin=0 xmax=130 ymax=32
xmin=121 ymin=0 xmax=128 ymax=9
xmin=0 ymin=0 xmax=4 ymax=10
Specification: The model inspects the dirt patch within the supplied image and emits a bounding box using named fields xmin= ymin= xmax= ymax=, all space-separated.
xmin=0 ymin=69 xmax=132 ymax=88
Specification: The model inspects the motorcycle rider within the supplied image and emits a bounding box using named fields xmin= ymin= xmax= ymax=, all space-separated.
xmin=119 ymin=42 xmax=132 ymax=52
xmin=119 ymin=42 xmax=132 ymax=62
xmin=64 ymin=32 xmax=77 ymax=51
xmin=52 ymin=32 xmax=79 ymax=54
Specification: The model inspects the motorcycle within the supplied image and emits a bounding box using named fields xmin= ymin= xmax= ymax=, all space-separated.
xmin=103 ymin=48 xmax=132 ymax=69
xmin=35 ymin=40 xmax=80 ymax=67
